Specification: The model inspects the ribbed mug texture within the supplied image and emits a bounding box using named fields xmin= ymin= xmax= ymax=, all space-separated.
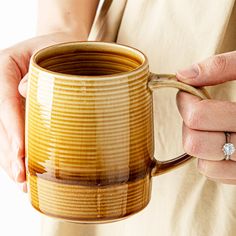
xmin=26 ymin=42 xmax=154 ymax=222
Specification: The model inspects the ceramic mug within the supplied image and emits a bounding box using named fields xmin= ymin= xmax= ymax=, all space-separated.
xmin=26 ymin=41 xmax=209 ymax=223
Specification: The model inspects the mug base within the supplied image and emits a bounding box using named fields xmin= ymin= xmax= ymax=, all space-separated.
xmin=31 ymin=200 xmax=150 ymax=224
xmin=28 ymin=173 xmax=151 ymax=223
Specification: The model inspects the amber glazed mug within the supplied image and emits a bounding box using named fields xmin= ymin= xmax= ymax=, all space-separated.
xmin=26 ymin=41 xmax=208 ymax=223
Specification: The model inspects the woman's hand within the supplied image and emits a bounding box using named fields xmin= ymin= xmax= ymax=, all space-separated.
xmin=0 ymin=32 xmax=85 ymax=192
xmin=176 ymin=51 xmax=236 ymax=185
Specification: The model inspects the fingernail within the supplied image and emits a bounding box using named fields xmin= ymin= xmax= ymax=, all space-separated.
xmin=177 ymin=64 xmax=199 ymax=79
xmin=21 ymin=75 xmax=28 ymax=84
xmin=23 ymin=182 xmax=28 ymax=193
xmin=11 ymin=162 xmax=21 ymax=181
xmin=18 ymin=182 xmax=28 ymax=193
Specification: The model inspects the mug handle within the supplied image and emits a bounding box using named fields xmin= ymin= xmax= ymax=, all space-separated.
xmin=148 ymin=73 xmax=210 ymax=177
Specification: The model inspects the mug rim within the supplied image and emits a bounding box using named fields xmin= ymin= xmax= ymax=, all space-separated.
xmin=31 ymin=41 xmax=149 ymax=80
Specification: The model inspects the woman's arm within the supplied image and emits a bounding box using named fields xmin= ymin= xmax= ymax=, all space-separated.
xmin=37 ymin=0 xmax=99 ymax=39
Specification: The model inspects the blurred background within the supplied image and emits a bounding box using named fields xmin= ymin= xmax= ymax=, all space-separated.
xmin=0 ymin=1 xmax=41 ymax=235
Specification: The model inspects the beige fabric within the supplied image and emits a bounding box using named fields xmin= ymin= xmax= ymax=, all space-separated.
xmin=88 ymin=0 xmax=127 ymax=42
xmin=41 ymin=0 xmax=236 ymax=235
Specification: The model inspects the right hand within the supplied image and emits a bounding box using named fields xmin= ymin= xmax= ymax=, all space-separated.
xmin=0 ymin=32 xmax=81 ymax=192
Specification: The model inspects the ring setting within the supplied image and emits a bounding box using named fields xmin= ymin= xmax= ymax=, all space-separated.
xmin=222 ymin=132 xmax=235 ymax=161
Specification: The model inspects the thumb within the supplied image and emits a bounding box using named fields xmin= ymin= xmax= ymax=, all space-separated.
xmin=18 ymin=74 xmax=28 ymax=98
xmin=176 ymin=51 xmax=236 ymax=86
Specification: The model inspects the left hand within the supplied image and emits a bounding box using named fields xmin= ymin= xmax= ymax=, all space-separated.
xmin=176 ymin=51 xmax=236 ymax=185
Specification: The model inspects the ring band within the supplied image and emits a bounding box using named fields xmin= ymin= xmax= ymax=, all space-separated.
xmin=222 ymin=132 xmax=235 ymax=161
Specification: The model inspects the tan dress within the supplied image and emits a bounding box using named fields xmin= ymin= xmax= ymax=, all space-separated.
xmin=42 ymin=1 xmax=236 ymax=235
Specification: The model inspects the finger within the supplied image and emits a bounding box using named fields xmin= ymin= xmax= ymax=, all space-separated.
xmin=15 ymin=157 xmax=26 ymax=183
xmin=182 ymin=123 xmax=236 ymax=161
xmin=198 ymin=159 xmax=236 ymax=180
xmin=0 ymin=52 xmax=27 ymax=182
xmin=18 ymin=74 xmax=28 ymax=98
xmin=176 ymin=51 xmax=236 ymax=86
xmin=0 ymin=122 xmax=25 ymax=183
xmin=0 ymin=97 xmax=25 ymax=182
xmin=177 ymin=91 xmax=236 ymax=132
xmin=0 ymin=97 xmax=25 ymax=160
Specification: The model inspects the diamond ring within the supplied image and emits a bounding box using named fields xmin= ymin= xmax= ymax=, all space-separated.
xmin=222 ymin=132 xmax=235 ymax=161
